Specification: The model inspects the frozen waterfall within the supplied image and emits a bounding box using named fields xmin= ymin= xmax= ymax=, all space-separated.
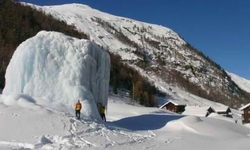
xmin=3 ymin=31 xmax=110 ymax=119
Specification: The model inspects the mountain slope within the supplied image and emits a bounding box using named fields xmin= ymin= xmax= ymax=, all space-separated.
xmin=25 ymin=3 xmax=250 ymax=108
xmin=27 ymin=3 xmax=184 ymax=60
xmin=228 ymin=72 xmax=250 ymax=93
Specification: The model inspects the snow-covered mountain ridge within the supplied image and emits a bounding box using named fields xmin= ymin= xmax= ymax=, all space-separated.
xmin=28 ymin=3 xmax=249 ymax=108
xmin=228 ymin=72 xmax=250 ymax=93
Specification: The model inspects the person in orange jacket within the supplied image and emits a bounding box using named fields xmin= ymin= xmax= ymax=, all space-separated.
xmin=75 ymin=100 xmax=82 ymax=119
xmin=99 ymin=105 xmax=106 ymax=122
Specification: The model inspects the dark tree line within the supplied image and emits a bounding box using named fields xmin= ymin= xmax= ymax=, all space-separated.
xmin=182 ymin=43 xmax=250 ymax=107
xmin=109 ymin=53 xmax=159 ymax=107
xmin=167 ymin=69 xmax=250 ymax=108
xmin=0 ymin=0 xmax=88 ymax=88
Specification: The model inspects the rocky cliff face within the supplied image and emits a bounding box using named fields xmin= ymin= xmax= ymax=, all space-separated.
xmin=30 ymin=3 xmax=249 ymax=108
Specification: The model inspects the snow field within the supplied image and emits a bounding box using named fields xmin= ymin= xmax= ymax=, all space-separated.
xmin=0 ymin=93 xmax=250 ymax=150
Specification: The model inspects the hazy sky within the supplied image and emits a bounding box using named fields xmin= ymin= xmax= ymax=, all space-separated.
xmin=22 ymin=0 xmax=250 ymax=79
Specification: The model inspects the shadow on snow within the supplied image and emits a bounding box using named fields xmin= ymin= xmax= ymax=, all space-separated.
xmin=110 ymin=114 xmax=183 ymax=131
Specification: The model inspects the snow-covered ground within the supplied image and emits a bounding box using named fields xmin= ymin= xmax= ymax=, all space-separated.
xmin=0 ymin=94 xmax=250 ymax=150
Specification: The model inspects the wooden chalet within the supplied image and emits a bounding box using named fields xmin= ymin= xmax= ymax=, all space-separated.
xmin=239 ymin=103 xmax=250 ymax=124
xmin=160 ymin=100 xmax=186 ymax=113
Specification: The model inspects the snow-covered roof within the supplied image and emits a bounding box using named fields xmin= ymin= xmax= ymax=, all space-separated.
xmin=213 ymin=106 xmax=230 ymax=113
xmin=182 ymin=106 xmax=214 ymax=117
xmin=239 ymin=103 xmax=250 ymax=111
xmin=160 ymin=100 xmax=186 ymax=108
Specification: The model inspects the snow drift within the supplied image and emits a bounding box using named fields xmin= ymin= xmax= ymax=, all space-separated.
xmin=3 ymin=31 xmax=110 ymax=119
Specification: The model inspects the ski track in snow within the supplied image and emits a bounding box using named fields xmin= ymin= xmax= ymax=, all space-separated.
xmin=43 ymin=117 xmax=156 ymax=149
xmin=0 ymin=115 xmax=158 ymax=150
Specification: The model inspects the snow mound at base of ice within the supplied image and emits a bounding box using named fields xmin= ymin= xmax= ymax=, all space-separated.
xmin=165 ymin=116 xmax=202 ymax=133
xmin=1 ymin=94 xmax=72 ymax=114
xmin=3 ymin=31 xmax=110 ymax=119
xmin=3 ymin=94 xmax=40 ymax=110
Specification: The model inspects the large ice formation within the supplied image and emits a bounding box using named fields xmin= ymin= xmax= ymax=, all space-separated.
xmin=3 ymin=31 xmax=110 ymax=119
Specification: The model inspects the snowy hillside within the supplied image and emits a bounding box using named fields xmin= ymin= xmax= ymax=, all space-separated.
xmin=27 ymin=3 xmax=185 ymax=60
xmin=0 ymin=93 xmax=250 ymax=150
xmin=24 ymin=2 xmax=250 ymax=108
xmin=228 ymin=72 xmax=250 ymax=93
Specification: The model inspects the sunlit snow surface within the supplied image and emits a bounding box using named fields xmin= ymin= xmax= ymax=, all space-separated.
xmin=228 ymin=72 xmax=250 ymax=93
xmin=3 ymin=31 xmax=110 ymax=119
xmin=0 ymin=94 xmax=250 ymax=150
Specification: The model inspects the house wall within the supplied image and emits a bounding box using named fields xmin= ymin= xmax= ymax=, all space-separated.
xmin=205 ymin=107 xmax=214 ymax=117
xmin=176 ymin=106 xmax=185 ymax=113
xmin=208 ymin=107 xmax=215 ymax=114
xmin=162 ymin=103 xmax=185 ymax=113
xmin=242 ymin=106 xmax=250 ymax=124
xmin=163 ymin=103 xmax=176 ymax=112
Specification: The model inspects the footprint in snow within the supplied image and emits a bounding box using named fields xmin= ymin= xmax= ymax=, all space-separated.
xmin=11 ymin=113 xmax=19 ymax=117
